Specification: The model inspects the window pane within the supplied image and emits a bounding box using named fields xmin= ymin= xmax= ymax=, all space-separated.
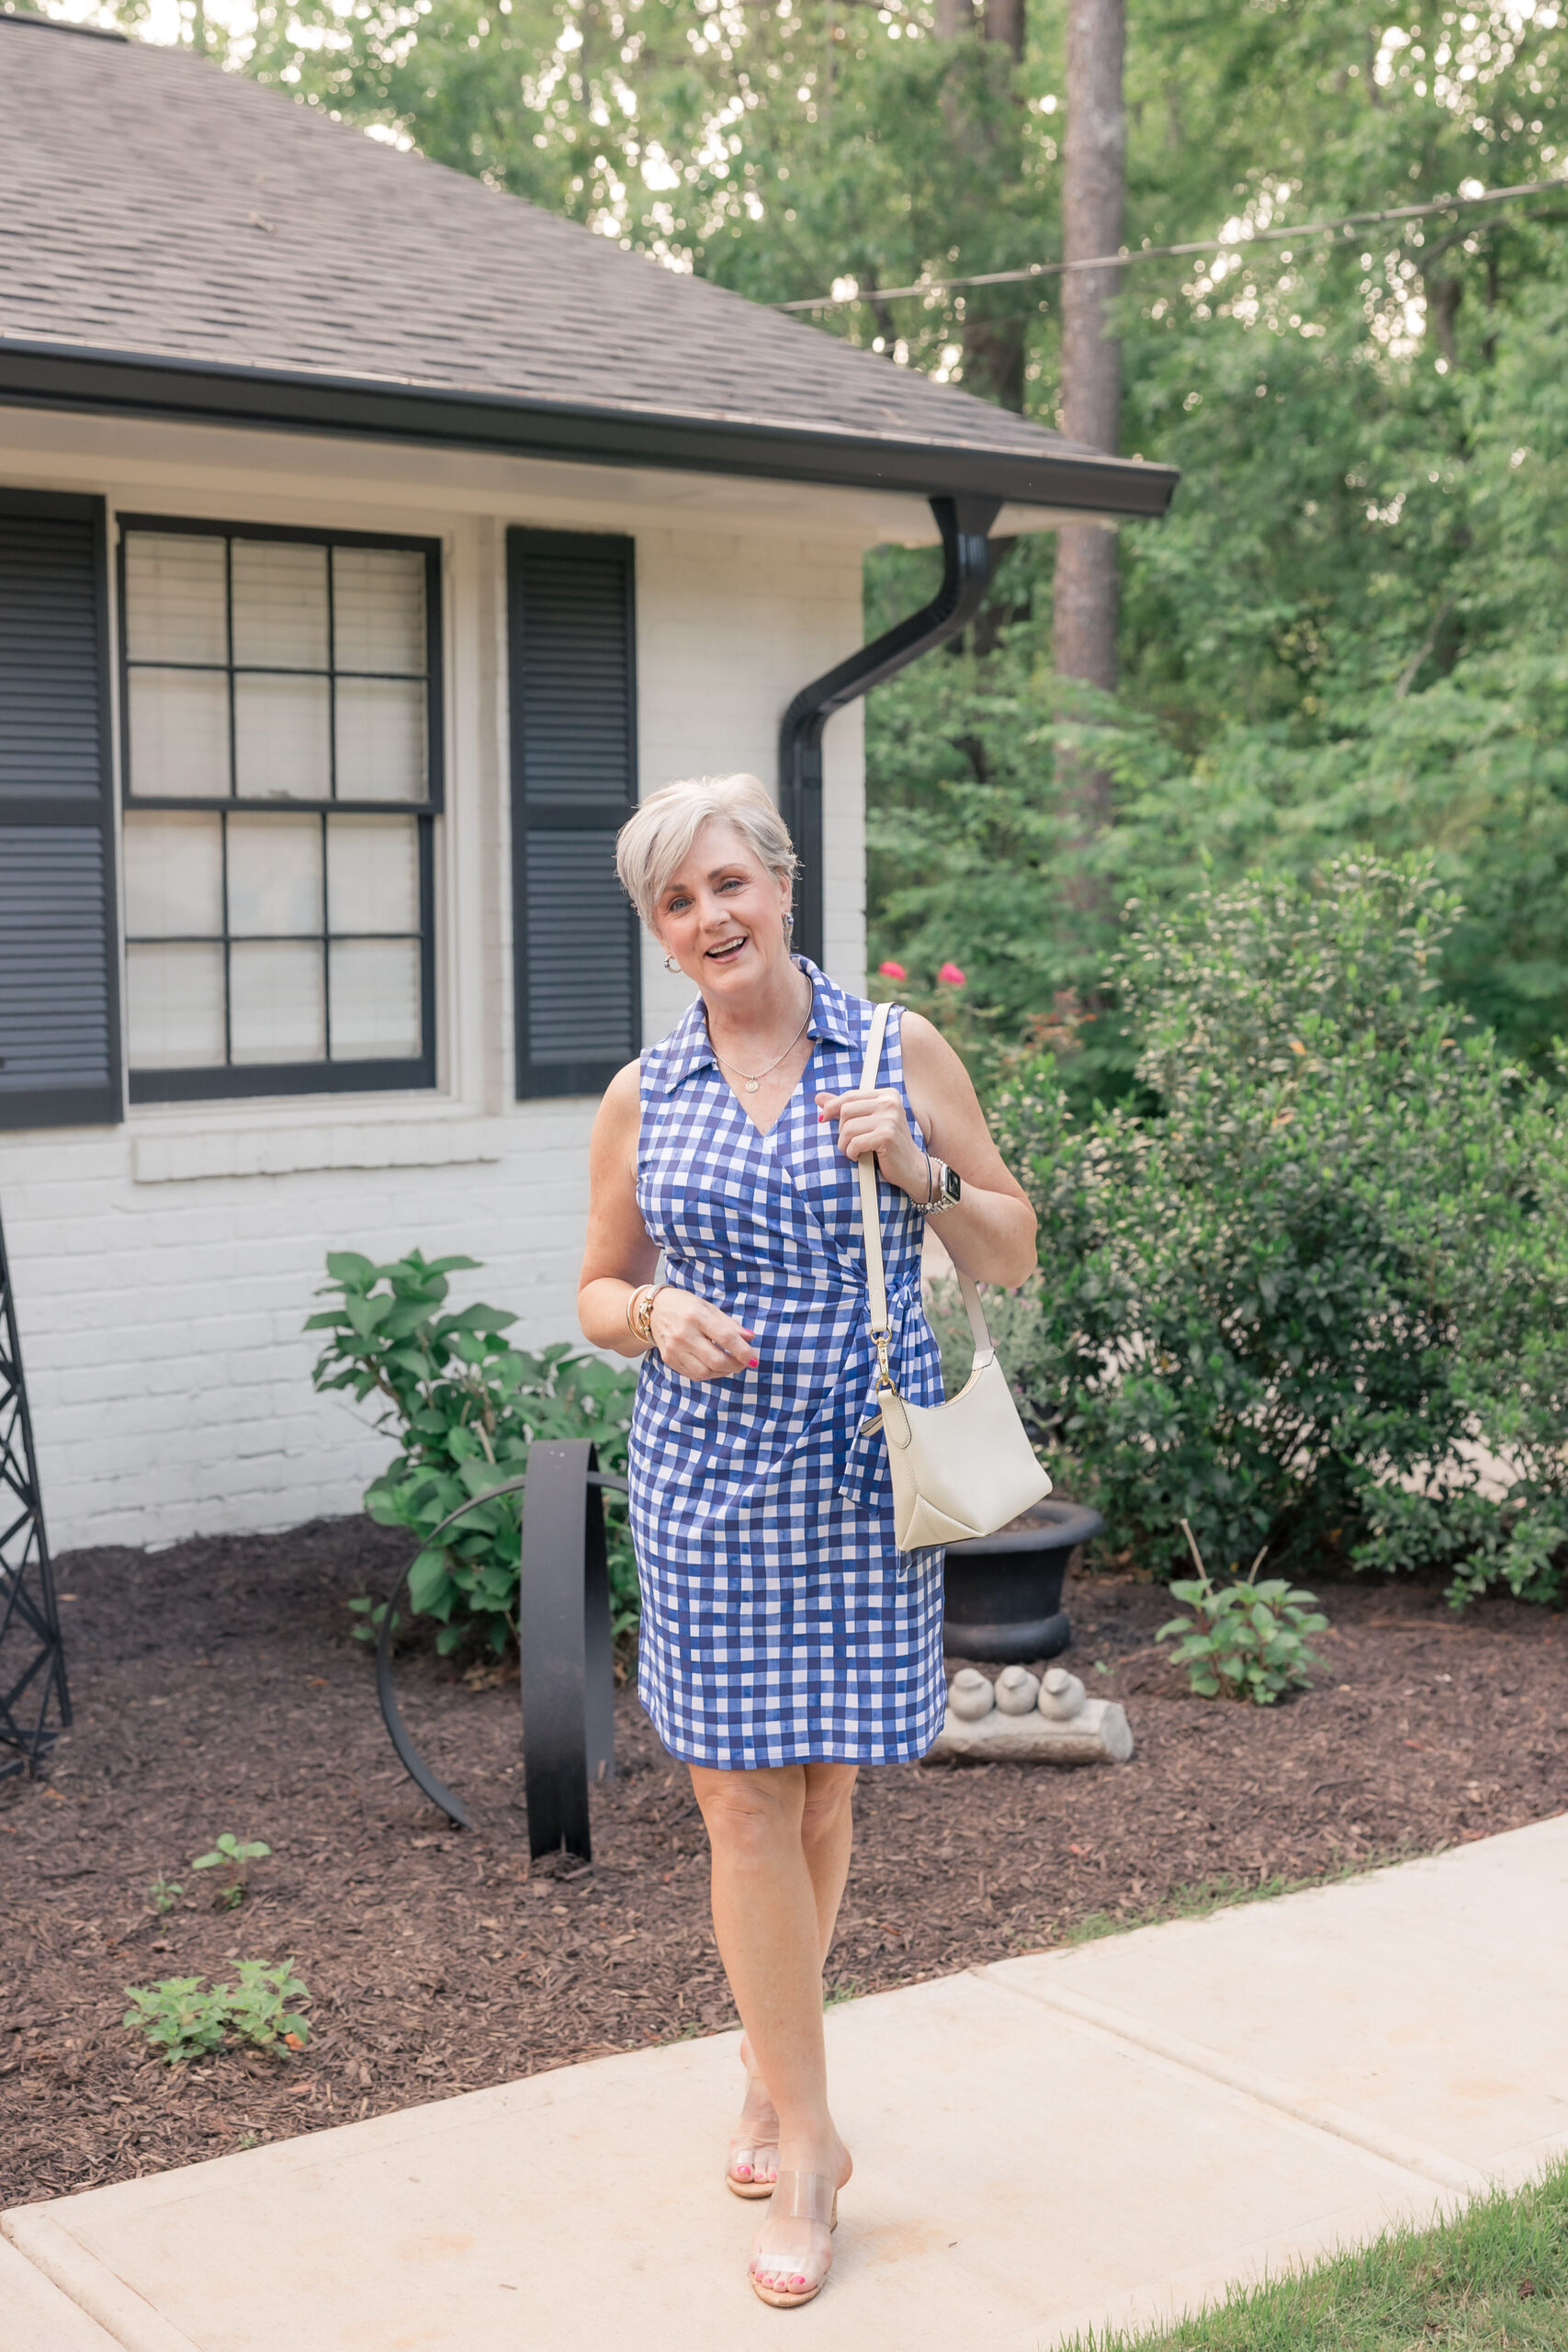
xmin=123 ymin=810 xmax=223 ymax=939
xmin=333 ymin=547 xmax=425 ymax=673
xmin=326 ymin=813 xmax=419 ymax=934
xmin=227 ymin=811 xmax=322 ymax=936
xmin=233 ymin=673 xmax=331 ymax=799
xmin=128 ymin=669 xmax=231 ymax=797
xmin=127 ymin=942 xmax=225 ymax=1069
xmin=231 ymin=540 xmax=329 ymax=670
xmin=333 ymin=676 xmax=427 ymax=802
xmin=123 ymin=534 xmax=227 ymax=665
xmin=329 ymin=938 xmax=422 ymax=1060
xmin=230 ymin=939 xmax=325 ymax=1063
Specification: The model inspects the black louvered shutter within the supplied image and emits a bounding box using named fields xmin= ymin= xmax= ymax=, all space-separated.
xmin=0 ymin=491 xmax=120 ymax=1130
xmin=507 ymin=529 xmax=640 ymax=1098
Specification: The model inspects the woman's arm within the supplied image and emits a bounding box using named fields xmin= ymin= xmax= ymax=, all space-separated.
xmin=577 ymin=1062 xmax=660 ymax=1359
xmin=577 ymin=1061 xmax=760 ymax=1379
xmin=814 ymin=1010 xmax=1037 ymax=1289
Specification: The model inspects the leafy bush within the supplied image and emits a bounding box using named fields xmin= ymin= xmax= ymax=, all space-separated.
xmin=1156 ymin=1526 xmax=1326 ymax=1704
xmin=122 ymin=1962 xmax=310 ymax=2066
xmin=989 ymin=859 xmax=1568 ymax=1604
xmin=307 ymin=1250 xmax=638 ymax=1653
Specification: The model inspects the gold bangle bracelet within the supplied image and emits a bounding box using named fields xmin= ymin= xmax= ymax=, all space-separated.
xmin=632 ymin=1282 xmax=668 ymax=1349
xmin=626 ymin=1282 xmax=653 ymax=1338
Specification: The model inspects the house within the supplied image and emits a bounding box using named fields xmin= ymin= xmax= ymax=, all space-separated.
xmin=0 ymin=8 xmax=1175 ymax=1550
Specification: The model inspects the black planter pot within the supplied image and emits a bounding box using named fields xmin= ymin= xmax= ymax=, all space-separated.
xmin=942 ymin=1498 xmax=1105 ymax=1664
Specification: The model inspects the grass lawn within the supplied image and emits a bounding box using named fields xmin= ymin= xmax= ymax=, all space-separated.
xmin=1068 ymin=2161 xmax=1568 ymax=2349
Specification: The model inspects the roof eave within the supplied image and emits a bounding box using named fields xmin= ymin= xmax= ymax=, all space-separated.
xmin=0 ymin=340 xmax=1179 ymax=519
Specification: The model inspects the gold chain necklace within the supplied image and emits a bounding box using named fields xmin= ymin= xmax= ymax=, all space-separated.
xmin=710 ymin=977 xmax=814 ymax=1094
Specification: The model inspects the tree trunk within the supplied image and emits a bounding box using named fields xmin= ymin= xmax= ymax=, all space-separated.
xmin=1053 ymin=0 xmax=1125 ymax=824
xmin=936 ymin=0 xmax=1027 ymax=411
xmin=983 ymin=0 xmax=1026 ymax=60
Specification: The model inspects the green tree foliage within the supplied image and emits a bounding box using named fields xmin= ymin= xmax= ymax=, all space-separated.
xmin=987 ymin=861 xmax=1568 ymax=1604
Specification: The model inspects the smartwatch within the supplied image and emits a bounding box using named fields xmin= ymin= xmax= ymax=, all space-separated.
xmin=923 ymin=1158 xmax=962 ymax=1215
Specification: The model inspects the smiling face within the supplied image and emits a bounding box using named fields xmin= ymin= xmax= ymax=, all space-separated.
xmin=652 ymin=819 xmax=793 ymax=996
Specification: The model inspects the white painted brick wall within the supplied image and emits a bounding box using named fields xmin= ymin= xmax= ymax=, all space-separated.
xmin=0 ymin=446 xmax=874 ymax=1553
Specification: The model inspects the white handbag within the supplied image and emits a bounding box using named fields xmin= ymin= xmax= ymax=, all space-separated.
xmin=857 ymin=998 xmax=1052 ymax=1552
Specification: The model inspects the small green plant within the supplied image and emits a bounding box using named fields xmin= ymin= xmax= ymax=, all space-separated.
xmin=147 ymin=1873 xmax=183 ymax=1917
xmin=192 ymin=1833 xmax=272 ymax=1909
xmin=123 ymin=1976 xmax=227 ymax=2063
xmin=1156 ymin=1521 xmax=1326 ymax=1704
xmin=122 ymin=1962 xmax=310 ymax=2065
xmin=224 ymin=1960 xmax=311 ymax=2055
xmin=307 ymin=1250 xmax=639 ymax=1654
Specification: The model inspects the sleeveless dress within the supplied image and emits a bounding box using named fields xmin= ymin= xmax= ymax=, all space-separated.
xmin=628 ymin=956 xmax=947 ymax=1771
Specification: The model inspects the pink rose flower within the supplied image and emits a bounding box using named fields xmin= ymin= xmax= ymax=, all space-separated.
xmin=877 ymin=960 xmax=908 ymax=981
xmin=938 ymin=961 xmax=967 ymax=987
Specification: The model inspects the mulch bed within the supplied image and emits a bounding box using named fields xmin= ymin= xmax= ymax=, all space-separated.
xmin=2 ymin=1516 xmax=1565 ymax=2210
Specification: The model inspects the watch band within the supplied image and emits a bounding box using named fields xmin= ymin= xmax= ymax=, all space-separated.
xmin=920 ymin=1159 xmax=962 ymax=1215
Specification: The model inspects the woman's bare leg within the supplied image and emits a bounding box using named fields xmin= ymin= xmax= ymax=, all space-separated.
xmin=731 ymin=1762 xmax=858 ymax=2187
xmin=801 ymin=1759 xmax=858 ymax=1956
xmin=692 ymin=1761 xmax=856 ymax=2291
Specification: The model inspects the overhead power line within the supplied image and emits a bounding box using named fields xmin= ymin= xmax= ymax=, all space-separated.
xmin=775 ymin=176 xmax=1568 ymax=312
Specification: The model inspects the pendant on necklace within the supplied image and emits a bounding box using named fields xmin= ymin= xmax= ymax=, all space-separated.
xmin=745 ymin=1079 xmax=760 ymax=1093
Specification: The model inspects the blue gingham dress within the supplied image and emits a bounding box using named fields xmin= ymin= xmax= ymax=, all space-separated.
xmin=628 ymin=957 xmax=946 ymax=1770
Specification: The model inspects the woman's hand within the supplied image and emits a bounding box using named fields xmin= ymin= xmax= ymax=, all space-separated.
xmin=814 ymin=1086 xmax=930 ymax=1201
xmin=649 ymin=1287 xmax=758 ymax=1382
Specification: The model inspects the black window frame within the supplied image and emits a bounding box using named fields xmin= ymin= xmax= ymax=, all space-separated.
xmin=117 ymin=514 xmax=444 ymax=1105
xmin=507 ymin=527 xmax=641 ymax=1100
xmin=0 ymin=486 xmax=122 ymax=1130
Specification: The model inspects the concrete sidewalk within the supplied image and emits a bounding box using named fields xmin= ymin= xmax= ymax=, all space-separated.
xmin=5 ymin=1815 xmax=1565 ymax=2352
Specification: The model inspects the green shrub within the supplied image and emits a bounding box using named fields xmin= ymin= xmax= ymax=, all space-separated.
xmin=989 ymin=858 xmax=1568 ymax=1603
xmin=1156 ymin=1525 xmax=1326 ymax=1703
xmin=123 ymin=1962 xmax=310 ymax=2065
xmin=307 ymin=1250 xmax=639 ymax=1653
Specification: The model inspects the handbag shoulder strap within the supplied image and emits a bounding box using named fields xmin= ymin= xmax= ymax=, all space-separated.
xmin=857 ymin=998 xmax=995 ymax=1375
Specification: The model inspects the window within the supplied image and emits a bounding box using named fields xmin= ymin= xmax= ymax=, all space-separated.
xmin=118 ymin=519 xmax=441 ymax=1102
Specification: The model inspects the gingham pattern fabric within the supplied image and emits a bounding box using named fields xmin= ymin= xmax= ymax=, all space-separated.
xmin=628 ymin=956 xmax=947 ymax=1771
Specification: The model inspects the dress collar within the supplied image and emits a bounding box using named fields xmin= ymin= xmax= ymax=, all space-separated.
xmin=656 ymin=956 xmax=856 ymax=1093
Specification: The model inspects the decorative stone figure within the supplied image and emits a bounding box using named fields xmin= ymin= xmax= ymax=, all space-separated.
xmin=926 ymin=1662 xmax=1134 ymax=1764
xmin=948 ymin=1667 xmax=998 ymax=1722
xmin=994 ymin=1666 xmax=1041 ymax=1714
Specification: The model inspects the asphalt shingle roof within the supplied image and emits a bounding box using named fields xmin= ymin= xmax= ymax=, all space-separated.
xmin=0 ymin=14 xmax=1176 ymax=514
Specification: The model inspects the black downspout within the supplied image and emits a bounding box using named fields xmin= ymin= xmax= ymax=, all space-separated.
xmin=779 ymin=492 xmax=1000 ymax=970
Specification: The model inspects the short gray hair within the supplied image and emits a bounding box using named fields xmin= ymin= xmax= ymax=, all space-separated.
xmin=615 ymin=773 xmax=797 ymax=928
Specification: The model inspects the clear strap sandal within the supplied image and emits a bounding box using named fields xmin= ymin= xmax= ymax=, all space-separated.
xmin=749 ymin=2169 xmax=840 ymax=2309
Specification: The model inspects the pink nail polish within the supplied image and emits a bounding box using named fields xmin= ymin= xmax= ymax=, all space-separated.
xmin=749 ymin=1356 xmax=760 ymax=1367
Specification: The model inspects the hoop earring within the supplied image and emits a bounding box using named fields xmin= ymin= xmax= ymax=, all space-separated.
xmin=664 ymin=954 xmax=681 ymax=973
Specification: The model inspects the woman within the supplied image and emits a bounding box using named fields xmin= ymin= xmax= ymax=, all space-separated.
xmin=578 ymin=774 xmax=1036 ymax=2309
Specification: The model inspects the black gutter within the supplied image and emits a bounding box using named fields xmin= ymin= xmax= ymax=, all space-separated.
xmin=0 ymin=343 xmax=1179 ymax=517
xmin=780 ymin=492 xmax=1000 ymax=968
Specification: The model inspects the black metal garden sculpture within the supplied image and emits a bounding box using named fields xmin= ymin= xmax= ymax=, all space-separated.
xmin=0 ymin=1205 xmax=70 ymax=1782
xmin=376 ymin=1439 xmax=626 ymax=1863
